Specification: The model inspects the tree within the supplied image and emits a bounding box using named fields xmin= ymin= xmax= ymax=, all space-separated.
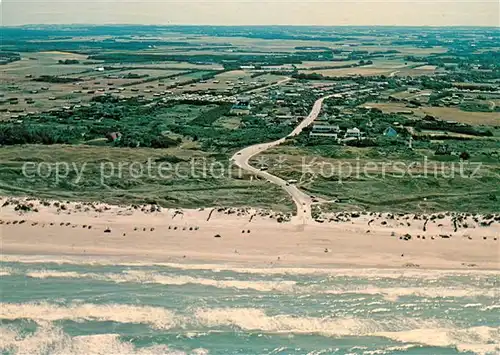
xmin=460 ymin=151 xmax=470 ymax=160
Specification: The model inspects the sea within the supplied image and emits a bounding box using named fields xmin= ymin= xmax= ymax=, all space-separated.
xmin=0 ymin=256 xmax=499 ymax=355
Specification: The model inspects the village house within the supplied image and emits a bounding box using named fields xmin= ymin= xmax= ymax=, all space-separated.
xmin=383 ymin=126 xmax=398 ymax=137
xmin=230 ymin=98 xmax=251 ymax=115
xmin=310 ymin=124 xmax=340 ymax=138
xmin=344 ymin=127 xmax=361 ymax=139
xmin=106 ymin=132 xmax=122 ymax=142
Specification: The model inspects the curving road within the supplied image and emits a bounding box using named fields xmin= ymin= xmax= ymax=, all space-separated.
xmin=231 ymin=94 xmax=336 ymax=224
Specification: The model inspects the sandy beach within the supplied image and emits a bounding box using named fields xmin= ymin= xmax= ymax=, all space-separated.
xmin=1 ymin=196 xmax=499 ymax=270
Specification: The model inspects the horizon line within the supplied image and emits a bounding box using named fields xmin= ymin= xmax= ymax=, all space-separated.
xmin=3 ymin=24 xmax=499 ymax=29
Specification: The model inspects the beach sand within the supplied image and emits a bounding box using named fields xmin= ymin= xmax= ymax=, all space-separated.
xmin=1 ymin=197 xmax=499 ymax=270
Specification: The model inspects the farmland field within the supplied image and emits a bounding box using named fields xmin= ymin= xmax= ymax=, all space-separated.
xmin=363 ymin=102 xmax=500 ymax=126
xmin=302 ymin=67 xmax=393 ymax=77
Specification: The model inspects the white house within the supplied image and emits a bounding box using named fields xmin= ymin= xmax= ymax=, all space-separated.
xmin=345 ymin=127 xmax=361 ymax=139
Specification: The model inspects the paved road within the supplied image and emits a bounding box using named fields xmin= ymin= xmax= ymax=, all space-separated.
xmin=231 ymin=94 xmax=336 ymax=224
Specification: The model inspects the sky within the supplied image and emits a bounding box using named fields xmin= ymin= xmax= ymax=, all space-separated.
xmin=1 ymin=0 xmax=499 ymax=26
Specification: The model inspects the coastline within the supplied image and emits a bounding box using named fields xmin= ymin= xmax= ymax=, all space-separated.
xmin=1 ymin=196 xmax=499 ymax=271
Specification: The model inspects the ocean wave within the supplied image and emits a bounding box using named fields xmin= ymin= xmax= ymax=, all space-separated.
xmin=3 ymin=254 xmax=499 ymax=279
xmin=0 ymin=267 xmax=13 ymax=276
xmin=0 ymin=323 xmax=207 ymax=355
xmin=0 ymin=302 xmax=176 ymax=330
xmin=194 ymin=308 xmax=500 ymax=354
xmin=375 ymin=326 xmax=500 ymax=355
xmin=324 ymin=286 xmax=499 ymax=301
xmin=192 ymin=307 xmax=448 ymax=336
xmin=26 ymin=269 xmax=296 ymax=292
xmin=0 ymin=303 xmax=446 ymax=336
xmin=17 ymin=269 xmax=500 ymax=300
xmin=359 ymin=344 xmax=418 ymax=355
xmin=481 ymin=305 xmax=500 ymax=311
xmin=1 ymin=303 xmax=498 ymax=354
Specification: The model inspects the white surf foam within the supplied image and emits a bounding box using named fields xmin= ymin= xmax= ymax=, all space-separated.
xmin=481 ymin=304 xmax=500 ymax=311
xmin=192 ymin=307 xmax=447 ymax=337
xmin=3 ymin=254 xmax=499 ymax=279
xmin=325 ymin=286 xmax=499 ymax=301
xmin=0 ymin=302 xmax=177 ymax=330
xmin=192 ymin=307 xmax=500 ymax=354
xmin=360 ymin=344 xmax=418 ymax=355
xmin=2 ymin=303 xmax=497 ymax=354
xmin=0 ymin=323 xmax=207 ymax=355
xmin=0 ymin=267 xmax=12 ymax=276
xmin=20 ymin=269 xmax=500 ymax=299
xmin=27 ymin=270 xmax=82 ymax=279
xmin=26 ymin=269 xmax=296 ymax=292
xmin=375 ymin=326 xmax=500 ymax=355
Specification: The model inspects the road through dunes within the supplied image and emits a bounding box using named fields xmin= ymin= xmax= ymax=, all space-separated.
xmin=231 ymin=94 xmax=336 ymax=224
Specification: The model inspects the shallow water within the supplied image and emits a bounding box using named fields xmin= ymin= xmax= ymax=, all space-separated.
xmin=0 ymin=258 xmax=499 ymax=355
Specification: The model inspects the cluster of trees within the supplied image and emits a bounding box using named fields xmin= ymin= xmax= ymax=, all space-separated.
xmin=169 ymin=119 xmax=291 ymax=151
xmin=115 ymin=132 xmax=181 ymax=148
xmin=0 ymin=124 xmax=84 ymax=145
xmin=58 ymin=59 xmax=79 ymax=65
xmin=4 ymin=94 xmax=293 ymax=152
xmin=123 ymin=72 xmax=149 ymax=79
xmin=460 ymin=102 xmax=497 ymax=113
xmin=33 ymin=75 xmax=81 ymax=83
xmin=428 ymin=90 xmax=452 ymax=105
xmin=189 ymin=104 xmax=231 ymax=126
xmin=415 ymin=120 xmax=493 ymax=137
xmin=292 ymin=72 xmax=325 ymax=80
xmin=421 ymin=77 xmax=452 ymax=90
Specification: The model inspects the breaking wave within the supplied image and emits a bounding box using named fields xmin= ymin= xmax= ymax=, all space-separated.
xmin=1 ymin=303 xmax=498 ymax=354
xmin=375 ymin=326 xmax=500 ymax=355
xmin=192 ymin=307 xmax=445 ymax=335
xmin=22 ymin=269 xmax=499 ymax=299
xmin=324 ymin=286 xmax=499 ymax=301
xmin=0 ymin=267 xmax=12 ymax=277
xmin=26 ymin=270 xmax=296 ymax=292
xmin=0 ymin=302 xmax=176 ymax=330
xmin=0 ymin=323 xmax=208 ymax=355
xmin=194 ymin=308 xmax=500 ymax=354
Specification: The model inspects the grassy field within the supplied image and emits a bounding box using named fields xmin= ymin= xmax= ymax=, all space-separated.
xmin=253 ymin=145 xmax=500 ymax=213
xmin=393 ymin=68 xmax=439 ymax=77
xmin=176 ymin=70 xmax=287 ymax=93
xmin=0 ymin=145 xmax=294 ymax=212
xmin=342 ymin=45 xmax=448 ymax=56
xmin=421 ymin=107 xmax=500 ymax=127
xmin=298 ymin=58 xmax=428 ymax=77
xmin=388 ymin=90 xmax=433 ymax=100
